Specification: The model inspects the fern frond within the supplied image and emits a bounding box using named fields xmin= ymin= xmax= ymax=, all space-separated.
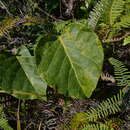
xmin=109 ymin=0 xmax=125 ymax=25
xmin=88 ymin=0 xmax=125 ymax=28
xmin=125 ymin=0 xmax=130 ymax=13
xmin=0 ymin=106 xmax=13 ymax=130
xmin=115 ymin=13 xmax=130 ymax=28
xmin=123 ymin=36 xmax=130 ymax=45
xmin=109 ymin=58 xmax=130 ymax=86
xmin=71 ymin=87 xmax=127 ymax=129
xmin=85 ymin=89 xmax=125 ymax=122
xmin=0 ymin=17 xmax=19 ymax=37
xmin=0 ymin=16 xmax=44 ymax=38
xmin=82 ymin=123 xmax=112 ymax=130
xmin=71 ymin=112 xmax=88 ymax=129
xmin=105 ymin=118 xmax=124 ymax=130
xmin=88 ymin=0 xmax=109 ymax=29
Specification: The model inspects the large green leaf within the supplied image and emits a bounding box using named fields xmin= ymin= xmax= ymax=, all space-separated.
xmin=36 ymin=23 xmax=104 ymax=98
xmin=0 ymin=52 xmax=47 ymax=100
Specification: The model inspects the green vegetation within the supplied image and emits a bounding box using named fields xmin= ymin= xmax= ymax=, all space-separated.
xmin=0 ymin=0 xmax=129 ymax=129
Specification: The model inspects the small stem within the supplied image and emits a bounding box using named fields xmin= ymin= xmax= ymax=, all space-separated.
xmin=38 ymin=121 xmax=42 ymax=130
xmin=17 ymin=100 xmax=21 ymax=130
xmin=0 ymin=1 xmax=12 ymax=16
xmin=37 ymin=7 xmax=63 ymax=22
xmin=102 ymin=32 xmax=130 ymax=43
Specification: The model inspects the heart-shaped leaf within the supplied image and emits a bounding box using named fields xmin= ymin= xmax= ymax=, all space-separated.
xmin=36 ymin=23 xmax=104 ymax=98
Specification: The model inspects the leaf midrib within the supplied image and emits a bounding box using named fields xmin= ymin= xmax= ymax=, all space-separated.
xmin=59 ymin=36 xmax=82 ymax=87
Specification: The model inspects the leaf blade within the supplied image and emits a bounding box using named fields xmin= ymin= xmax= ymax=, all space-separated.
xmin=0 ymin=55 xmax=47 ymax=100
xmin=36 ymin=23 xmax=104 ymax=98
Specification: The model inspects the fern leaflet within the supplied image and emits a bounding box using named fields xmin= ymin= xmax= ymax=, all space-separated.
xmin=109 ymin=58 xmax=130 ymax=86
xmin=85 ymin=89 xmax=125 ymax=122
xmin=123 ymin=36 xmax=130 ymax=45
xmin=109 ymin=0 xmax=125 ymax=25
xmin=72 ymin=87 xmax=127 ymax=124
xmin=82 ymin=123 xmax=113 ymax=130
xmin=0 ymin=106 xmax=13 ymax=130
xmin=88 ymin=0 xmax=109 ymax=29
xmin=0 ymin=17 xmax=19 ymax=37
xmin=116 ymin=13 xmax=130 ymax=28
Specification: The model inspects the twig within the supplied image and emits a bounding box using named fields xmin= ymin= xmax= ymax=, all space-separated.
xmin=38 ymin=121 xmax=42 ymax=130
xmin=102 ymin=32 xmax=130 ymax=43
xmin=0 ymin=1 xmax=12 ymax=15
xmin=17 ymin=100 xmax=21 ymax=130
xmin=60 ymin=0 xmax=63 ymax=18
xmin=37 ymin=7 xmax=63 ymax=22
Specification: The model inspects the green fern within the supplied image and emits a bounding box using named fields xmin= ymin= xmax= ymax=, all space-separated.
xmin=124 ymin=0 xmax=130 ymax=13
xmin=0 ymin=16 xmax=44 ymax=38
xmin=123 ymin=36 xmax=130 ymax=45
xmin=109 ymin=0 xmax=125 ymax=25
xmin=85 ymin=88 xmax=126 ymax=122
xmin=115 ymin=13 xmax=130 ymax=28
xmin=0 ymin=17 xmax=19 ymax=37
xmin=88 ymin=0 xmax=125 ymax=29
xmin=109 ymin=58 xmax=130 ymax=86
xmin=100 ymin=0 xmax=129 ymax=42
xmin=101 ymin=0 xmax=125 ymax=25
xmin=82 ymin=123 xmax=113 ymax=130
xmin=71 ymin=87 xmax=127 ymax=129
xmin=70 ymin=58 xmax=130 ymax=130
xmin=88 ymin=0 xmax=109 ymax=29
xmin=0 ymin=106 xmax=13 ymax=130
